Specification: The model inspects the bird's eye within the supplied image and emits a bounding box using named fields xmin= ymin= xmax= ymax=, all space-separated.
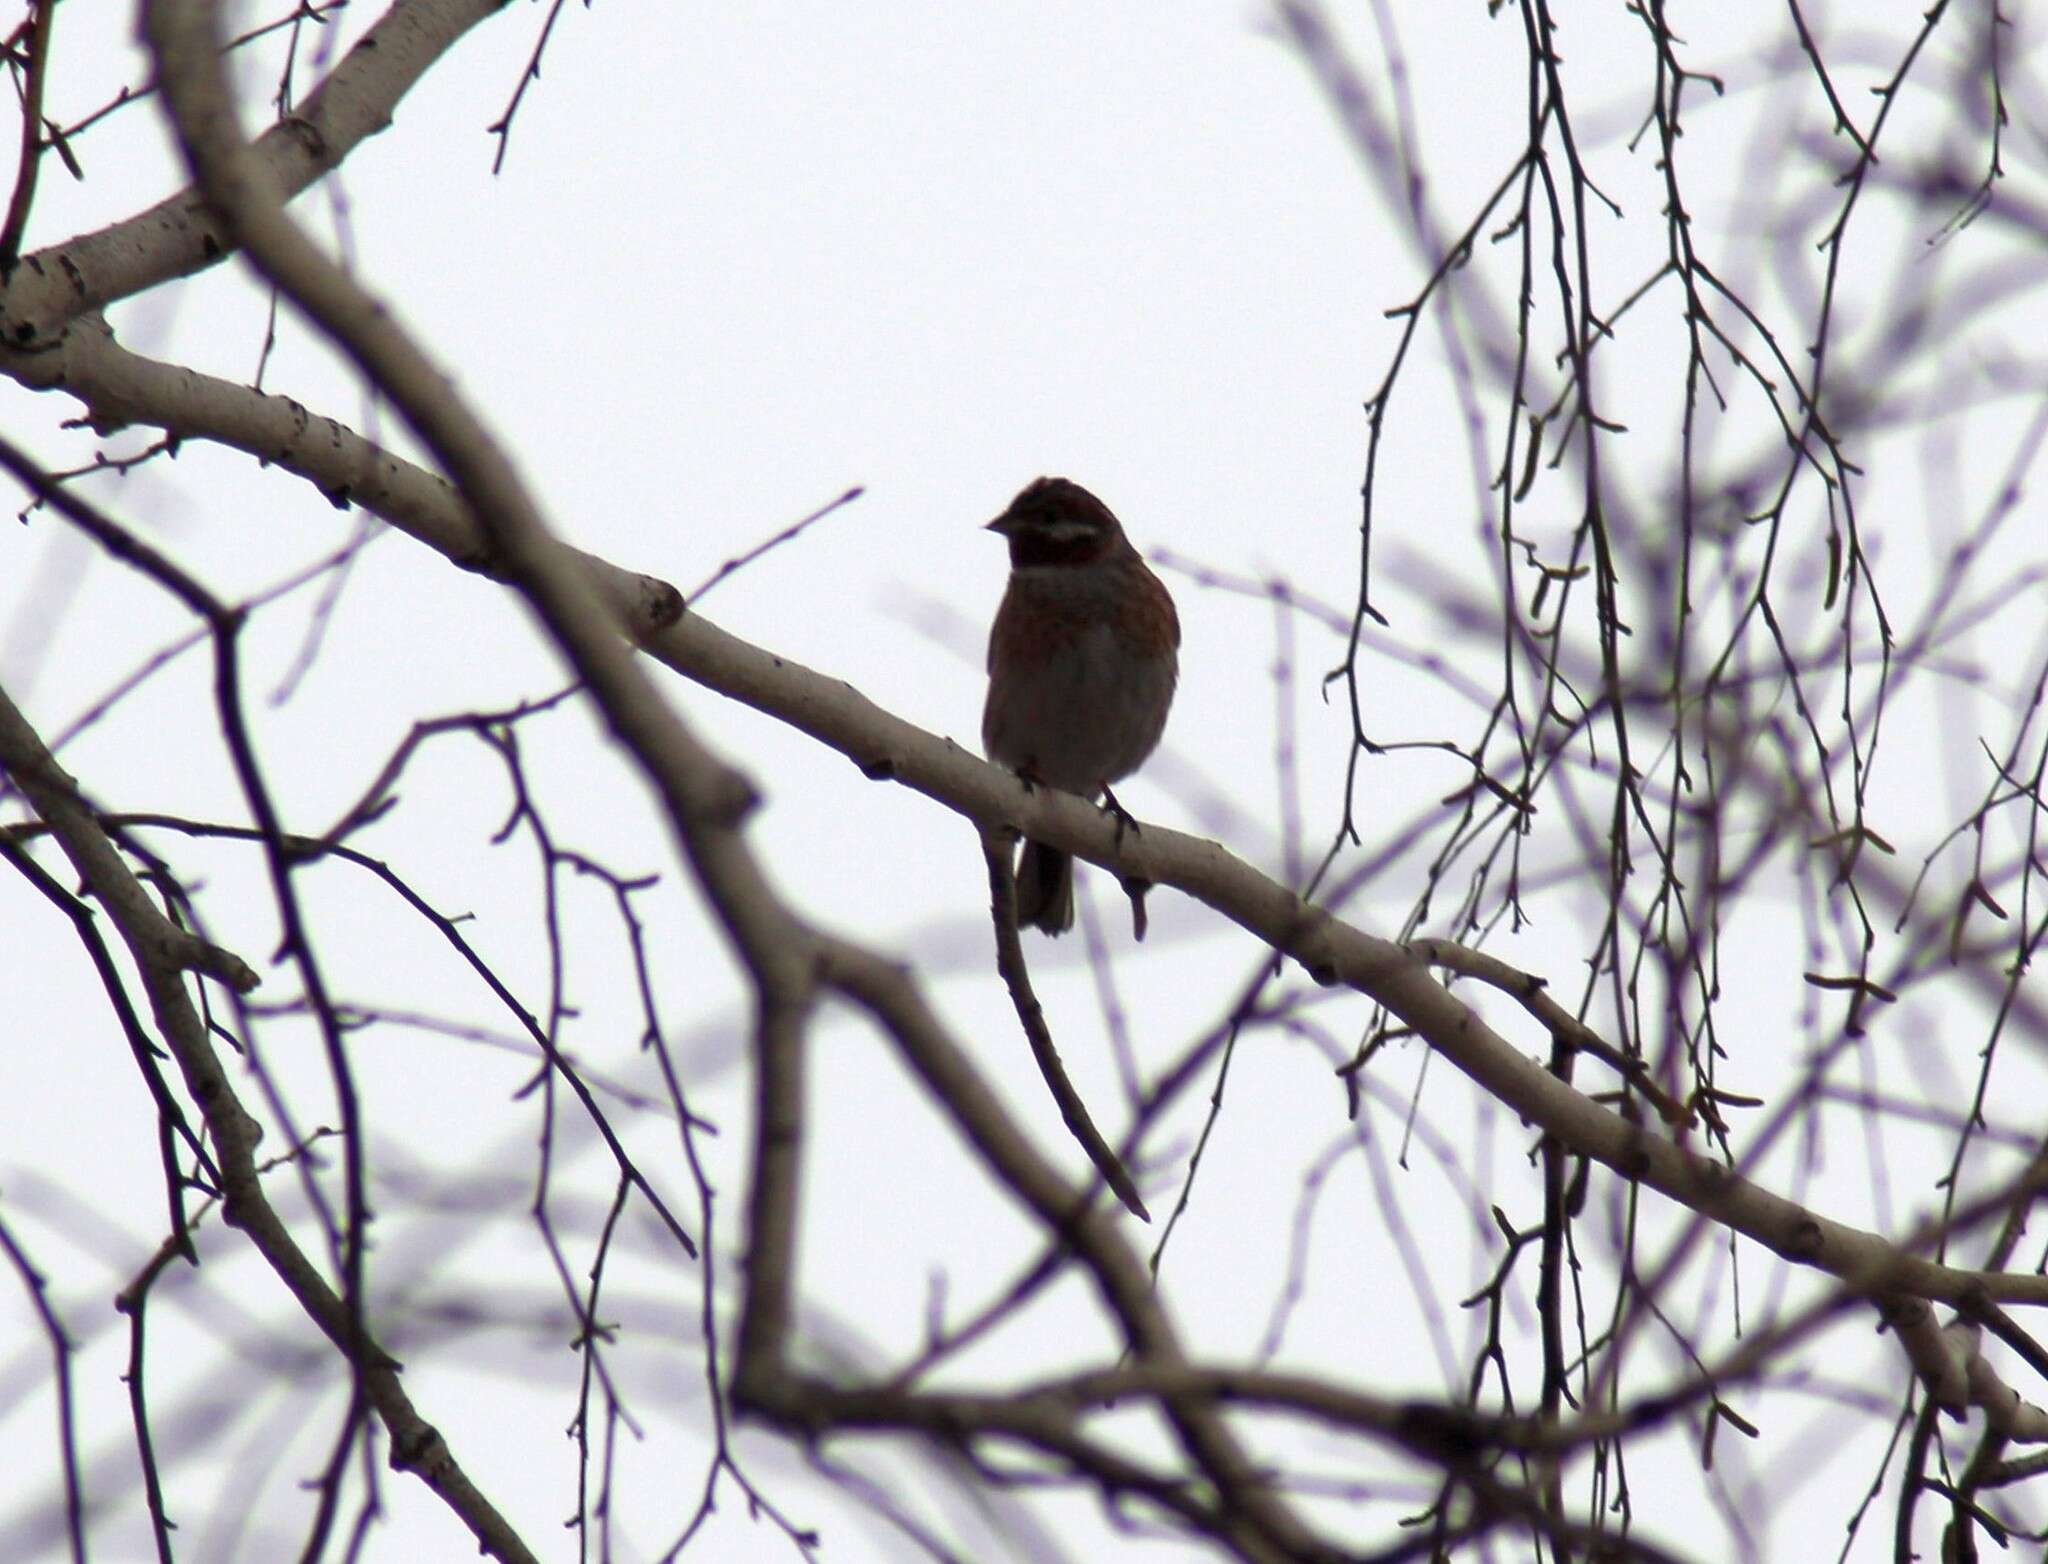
xmin=1038 ymin=517 xmax=1099 ymax=545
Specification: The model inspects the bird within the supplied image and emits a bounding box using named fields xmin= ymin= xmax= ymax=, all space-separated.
xmin=981 ymin=477 xmax=1180 ymax=934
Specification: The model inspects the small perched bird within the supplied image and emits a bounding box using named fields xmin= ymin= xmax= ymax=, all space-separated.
xmin=981 ymin=477 xmax=1180 ymax=934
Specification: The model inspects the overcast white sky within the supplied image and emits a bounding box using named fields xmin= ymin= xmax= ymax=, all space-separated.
xmin=4 ymin=3 xmax=2047 ymax=1560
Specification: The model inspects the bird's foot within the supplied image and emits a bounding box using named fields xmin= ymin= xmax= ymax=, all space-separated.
xmin=1100 ymin=783 xmax=1141 ymax=847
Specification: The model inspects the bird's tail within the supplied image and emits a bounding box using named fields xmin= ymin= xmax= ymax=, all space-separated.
xmin=1015 ymin=841 xmax=1075 ymax=935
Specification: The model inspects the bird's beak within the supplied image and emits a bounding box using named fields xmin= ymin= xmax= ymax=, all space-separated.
xmin=985 ymin=512 xmax=1020 ymax=537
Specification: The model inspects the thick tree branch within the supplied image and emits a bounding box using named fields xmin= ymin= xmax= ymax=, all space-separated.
xmin=1 ymin=313 xmax=684 ymax=636
xmin=0 ymin=0 xmax=506 ymax=347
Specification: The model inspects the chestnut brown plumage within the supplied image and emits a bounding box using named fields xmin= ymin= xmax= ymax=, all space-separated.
xmin=982 ymin=478 xmax=1179 ymax=933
